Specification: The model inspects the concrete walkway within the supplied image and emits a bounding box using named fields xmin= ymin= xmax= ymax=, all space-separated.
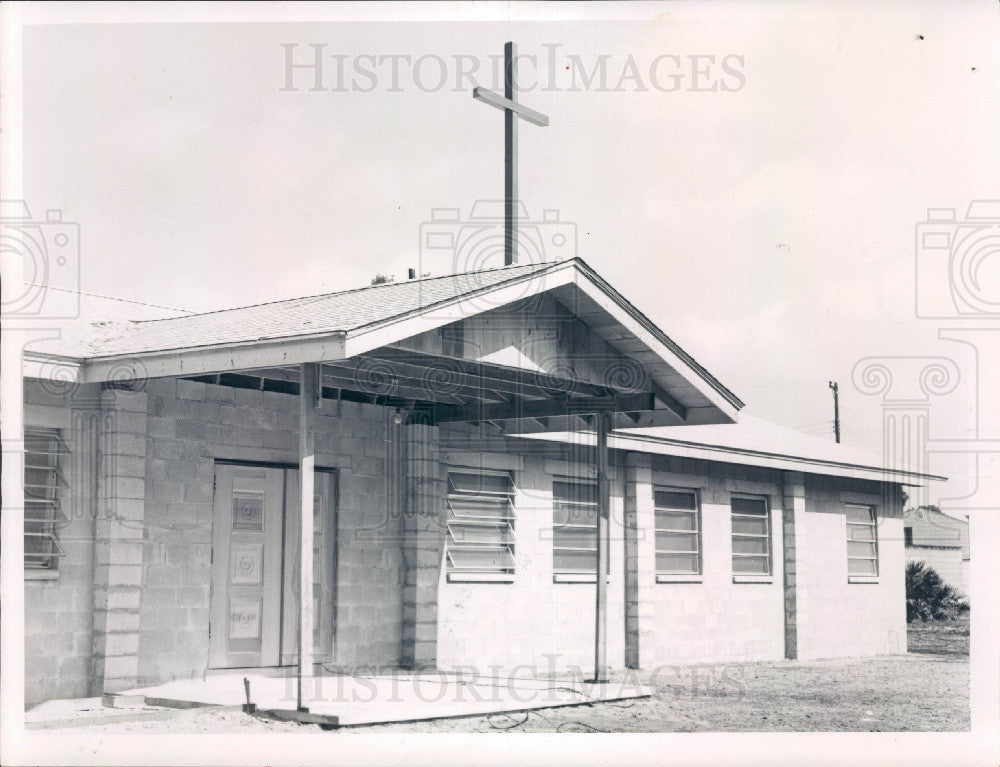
xmin=114 ymin=670 xmax=652 ymax=727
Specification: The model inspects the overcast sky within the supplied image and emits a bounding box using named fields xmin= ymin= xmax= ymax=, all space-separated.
xmin=20 ymin=3 xmax=1000 ymax=507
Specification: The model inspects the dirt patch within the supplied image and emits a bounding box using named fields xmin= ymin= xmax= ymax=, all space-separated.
xmin=27 ymin=625 xmax=967 ymax=734
xmin=360 ymin=653 xmax=967 ymax=733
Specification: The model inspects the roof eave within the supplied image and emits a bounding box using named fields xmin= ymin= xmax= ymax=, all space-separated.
xmin=570 ymin=258 xmax=745 ymax=411
xmin=515 ymin=430 xmax=948 ymax=485
xmin=25 ymin=331 xmax=349 ymax=383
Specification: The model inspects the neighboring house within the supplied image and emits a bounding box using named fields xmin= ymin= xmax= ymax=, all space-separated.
xmin=904 ymin=506 xmax=970 ymax=597
xmin=16 ymin=257 xmax=943 ymax=704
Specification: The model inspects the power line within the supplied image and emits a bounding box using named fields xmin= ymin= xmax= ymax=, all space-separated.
xmin=21 ymin=280 xmax=193 ymax=314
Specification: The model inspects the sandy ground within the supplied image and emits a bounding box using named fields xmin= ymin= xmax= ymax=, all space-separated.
xmin=26 ymin=620 xmax=968 ymax=734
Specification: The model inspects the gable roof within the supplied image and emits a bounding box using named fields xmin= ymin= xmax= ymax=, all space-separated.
xmin=22 ymin=258 xmax=743 ymax=421
xmin=519 ymin=414 xmax=947 ymax=485
xmin=20 ymin=288 xmax=193 ymax=358
xmin=25 ymin=262 xmax=550 ymax=359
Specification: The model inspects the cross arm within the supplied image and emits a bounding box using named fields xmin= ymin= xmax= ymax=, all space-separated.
xmin=472 ymin=87 xmax=549 ymax=127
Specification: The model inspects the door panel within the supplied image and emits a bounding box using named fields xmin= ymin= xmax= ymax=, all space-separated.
xmin=280 ymin=470 xmax=336 ymax=666
xmin=209 ymin=465 xmax=285 ymax=668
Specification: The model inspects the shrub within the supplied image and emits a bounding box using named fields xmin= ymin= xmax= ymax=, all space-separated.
xmin=906 ymin=561 xmax=969 ymax=622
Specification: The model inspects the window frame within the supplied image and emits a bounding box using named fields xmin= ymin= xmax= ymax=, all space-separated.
xmin=653 ymin=486 xmax=702 ymax=582
xmin=551 ymin=477 xmax=609 ymax=581
xmin=444 ymin=466 xmax=516 ymax=583
xmin=730 ymin=493 xmax=772 ymax=581
xmin=23 ymin=426 xmax=68 ymax=577
xmin=846 ymin=503 xmax=880 ymax=583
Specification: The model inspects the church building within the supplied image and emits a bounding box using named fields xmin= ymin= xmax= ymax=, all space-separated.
xmin=19 ymin=256 xmax=942 ymax=704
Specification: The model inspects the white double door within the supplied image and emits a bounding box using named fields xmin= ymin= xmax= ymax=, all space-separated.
xmin=209 ymin=463 xmax=335 ymax=669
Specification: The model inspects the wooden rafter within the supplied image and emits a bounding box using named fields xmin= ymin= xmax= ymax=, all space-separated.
xmin=369 ymin=347 xmax=629 ymax=397
xmin=430 ymin=392 xmax=656 ymax=424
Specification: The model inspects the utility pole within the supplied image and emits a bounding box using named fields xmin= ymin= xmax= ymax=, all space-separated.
xmin=828 ymin=381 xmax=840 ymax=443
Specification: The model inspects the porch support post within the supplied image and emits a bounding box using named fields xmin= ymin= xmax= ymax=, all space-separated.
xmin=592 ymin=412 xmax=611 ymax=683
xmin=297 ymin=362 xmax=319 ymax=710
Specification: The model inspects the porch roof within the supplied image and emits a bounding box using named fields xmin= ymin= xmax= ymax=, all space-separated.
xmin=22 ymin=258 xmax=744 ymax=427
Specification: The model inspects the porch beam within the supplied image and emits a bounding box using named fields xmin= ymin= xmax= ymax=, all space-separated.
xmin=342 ymin=356 xmax=607 ymax=401
xmin=370 ymin=347 xmax=625 ymax=397
xmin=197 ymin=371 xmax=461 ymax=409
xmin=297 ymin=362 xmax=320 ymax=711
xmin=499 ymin=407 xmax=686 ymax=434
xmin=323 ymin=365 xmax=489 ymax=404
xmin=431 ymin=392 xmax=656 ymax=424
xmin=76 ymin=334 xmax=347 ymax=383
xmin=241 ymin=364 xmax=499 ymax=406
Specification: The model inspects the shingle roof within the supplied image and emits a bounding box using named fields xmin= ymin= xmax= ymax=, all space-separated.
xmin=626 ymin=415 xmax=883 ymax=467
xmin=520 ymin=414 xmax=946 ymax=484
xmin=27 ymin=261 xmax=555 ymax=359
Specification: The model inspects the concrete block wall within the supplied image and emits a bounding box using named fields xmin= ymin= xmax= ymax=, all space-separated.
xmin=93 ymin=388 xmax=148 ymax=693
xmin=797 ymin=475 xmax=907 ymax=659
xmin=781 ymin=471 xmax=806 ymax=660
xmin=433 ymin=447 xmax=908 ymax=672
xmin=643 ymin=455 xmax=786 ymax=666
xmin=138 ymin=378 xmax=403 ymax=686
xmin=624 ymin=452 xmax=655 ymax=669
xmin=23 ymin=381 xmax=102 ymax=704
xmin=435 ymin=441 xmax=627 ymax=674
xmin=21 ymin=374 xmax=911 ymax=701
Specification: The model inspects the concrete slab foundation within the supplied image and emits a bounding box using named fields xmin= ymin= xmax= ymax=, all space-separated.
xmin=116 ymin=670 xmax=652 ymax=727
